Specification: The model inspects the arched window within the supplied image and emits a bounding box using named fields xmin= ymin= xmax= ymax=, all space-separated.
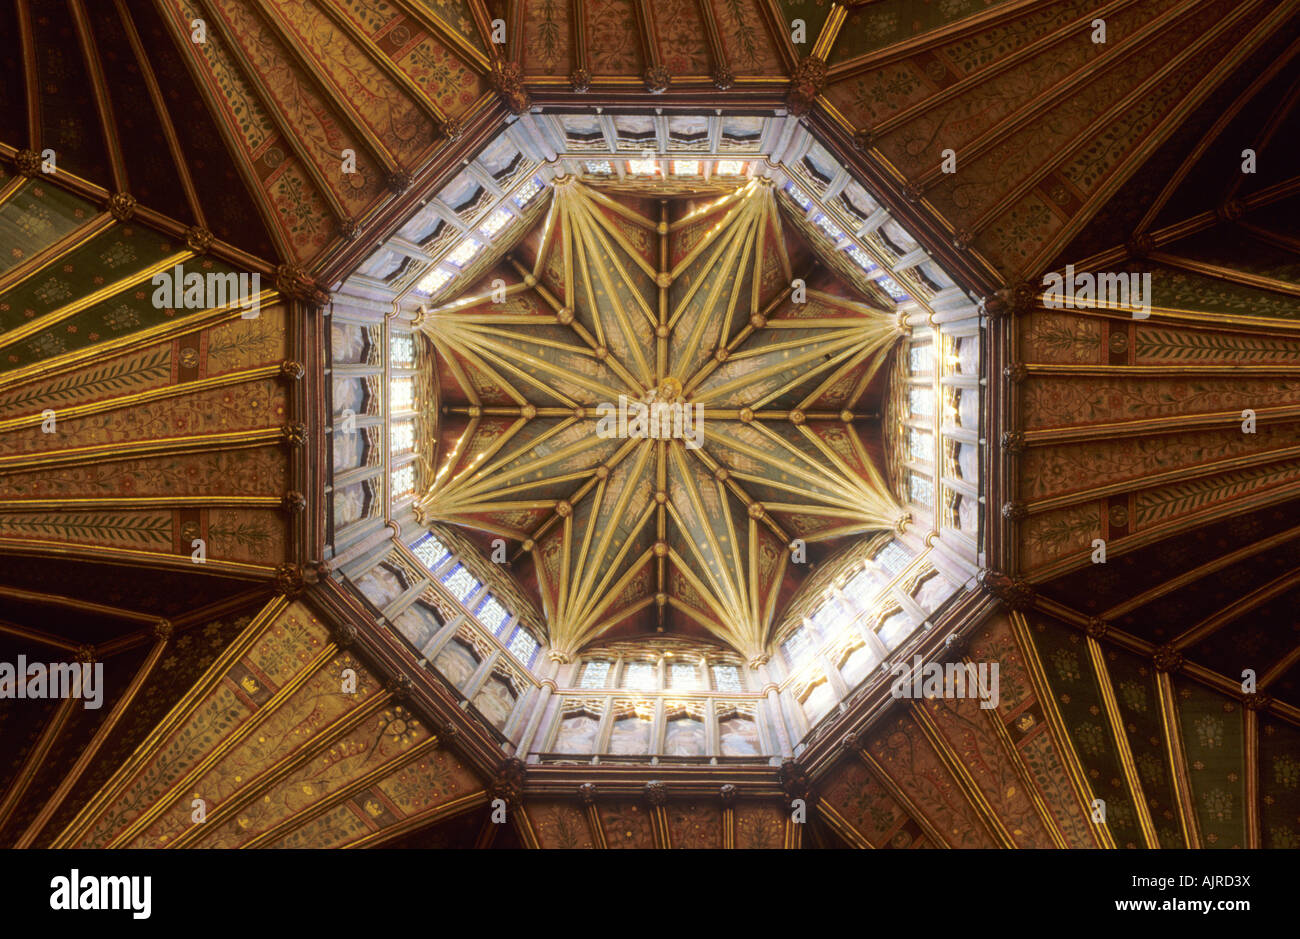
xmin=579 ymin=660 xmax=611 ymax=689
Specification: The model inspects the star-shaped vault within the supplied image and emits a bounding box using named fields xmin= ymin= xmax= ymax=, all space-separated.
xmin=417 ymin=177 xmax=907 ymax=660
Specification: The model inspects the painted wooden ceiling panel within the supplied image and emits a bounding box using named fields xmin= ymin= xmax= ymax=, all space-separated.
xmin=417 ymin=177 xmax=905 ymax=657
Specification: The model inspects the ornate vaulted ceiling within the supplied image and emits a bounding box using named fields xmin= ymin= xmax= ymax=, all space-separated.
xmin=1 ymin=0 xmax=1298 ymax=853
xmin=419 ymin=177 xmax=905 ymax=657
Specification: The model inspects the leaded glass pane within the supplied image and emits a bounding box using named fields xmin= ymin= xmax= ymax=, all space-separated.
xmin=440 ymin=563 xmax=479 ymax=602
xmin=411 ymin=534 xmax=450 ymax=570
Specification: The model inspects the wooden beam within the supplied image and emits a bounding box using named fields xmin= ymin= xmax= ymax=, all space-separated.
xmin=1086 ymin=635 xmax=1159 ymax=848
xmin=16 ymin=0 xmax=39 ymax=149
xmin=0 ymin=694 xmax=80 ymax=832
xmin=113 ymin=0 xmax=207 ymax=227
xmin=1156 ymin=672 xmax=1201 ymax=847
xmin=1008 ymin=610 xmax=1112 ymax=847
xmin=195 ymin=0 xmax=348 ymax=222
xmin=15 ymin=631 xmax=171 ymax=847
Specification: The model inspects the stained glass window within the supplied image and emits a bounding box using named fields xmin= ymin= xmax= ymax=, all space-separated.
xmin=580 ymin=660 xmax=611 ymax=689
xmin=445 ymin=238 xmax=482 ymax=268
xmin=847 ymin=245 xmax=877 ymax=272
xmin=627 ymin=158 xmax=659 ymax=175
xmin=671 ymin=160 xmax=700 ymax=176
xmin=909 ymin=387 xmax=934 ymax=417
xmin=669 ymin=663 xmax=701 ymax=689
xmin=507 ymin=627 xmax=539 ymax=664
xmin=714 ymin=160 xmax=744 ymax=176
xmin=478 ymin=208 xmax=513 ymax=238
xmin=909 ymin=429 xmax=934 ymax=463
xmin=875 ymin=272 xmax=909 ymax=301
xmin=909 ymin=343 xmax=933 ymax=374
xmin=411 ymin=533 xmax=451 ymax=571
xmin=814 ymin=213 xmax=845 ymax=241
xmin=416 ymin=266 xmax=453 ymax=295
xmin=875 ymin=540 xmax=910 ymax=575
xmin=786 ymin=183 xmax=812 ymax=209
xmin=390 ymin=333 xmax=415 ymax=366
xmin=390 ymin=464 xmax=415 ymax=499
xmin=389 ymin=378 xmax=414 ymax=411
xmin=440 ymin=563 xmax=480 ymax=602
xmin=390 ymin=420 xmax=415 ymax=455
xmin=782 ymin=627 xmax=814 ymax=667
xmin=584 ymin=160 xmax=613 ymax=175
xmin=844 ymin=566 xmax=886 ymax=609
xmin=811 ymin=600 xmax=843 ymax=636
xmin=711 ymin=664 xmax=743 ymax=692
xmin=909 ymin=473 xmax=934 ymax=509
xmin=512 ymin=176 xmax=543 ymax=206
xmin=623 ymin=661 xmax=656 ymax=690
xmin=475 ymin=594 xmax=510 ymax=633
